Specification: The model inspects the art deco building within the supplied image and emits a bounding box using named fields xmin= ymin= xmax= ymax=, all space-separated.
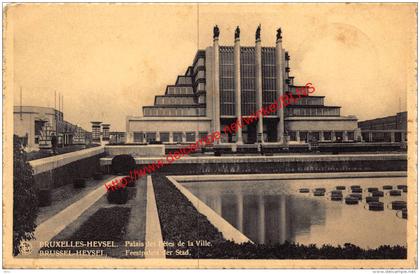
xmin=126 ymin=26 xmax=359 ymax=145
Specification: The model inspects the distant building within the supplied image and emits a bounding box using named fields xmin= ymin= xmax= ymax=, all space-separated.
xmin=358 ymin=112 xmax=407 ymax=142
xmin=14 ymin=106 xmax=90 ymax=151
xmin=126 ymin=26 xmax=359 ymax=145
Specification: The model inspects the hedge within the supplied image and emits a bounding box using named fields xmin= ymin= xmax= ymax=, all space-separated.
xmin=13 ymin=135 xmax=39 ymax=255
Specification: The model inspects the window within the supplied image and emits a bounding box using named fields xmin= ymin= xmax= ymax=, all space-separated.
xmin=323 ymin=131 xmax=332 ymax=141
xmin=173 ymin=132 xmax=183 ymax=143
xmin=186 ymin=132 xmax=196 ymax=142
xmin=35 ymin=120 xmax=45 ymax=136
xmin=146 ymin=132 xmax=156 ymax=143
xmin=335 ymin=131 xmax=344 ymax=142
xmin=134 ymin=132 xmax=144 ymax=143
xmin=289 ymin=131 xmax=297 ymax=141
xmin=347 ymin=131 xmax=354 ymax=141
xmin=310 ymin=132 xmax=320 ymax=141
xmin=160 ymin=132 xmax=169 ymax=142
xmin=299 ymin=131 xmax=308 ymax=143
xmin=262 ymin=48 xmax=277 ymax=109
xmin=198 ymin=131 xmax=208 ymax=139
xmin=220 ymin=47 xmax=235 ymax=116
xmin=240 ymin=47 xmax=256 ymax=116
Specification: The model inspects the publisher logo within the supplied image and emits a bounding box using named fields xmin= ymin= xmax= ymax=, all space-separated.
xmin=19 ymin=241 xmax=32 ymax=255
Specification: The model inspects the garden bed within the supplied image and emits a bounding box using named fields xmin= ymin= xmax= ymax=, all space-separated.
xmin=40 ymin=206 xmax=131 ymax=257
xmin=70 ymin=207 xmax=131 ymax=241
xmin=152 ymin=175 xmax=406 ymax=259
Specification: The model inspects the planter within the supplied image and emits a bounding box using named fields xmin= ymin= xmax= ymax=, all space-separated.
xmin=107 ymin=188 xmax=129 ymax=204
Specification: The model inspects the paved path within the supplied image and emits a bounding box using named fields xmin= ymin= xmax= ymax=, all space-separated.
xmin=124 ymin=176 xmax=148 ymax=258
xmin=29 ymin=176 xmax=123 ymax=255
xmin=144 ymin=176 xmax=165 ymax=259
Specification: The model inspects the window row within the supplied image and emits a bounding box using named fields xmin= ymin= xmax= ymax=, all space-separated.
xmin=292 ymin=97 xmax=324 ymax=106
xmin=193 ymin=58 xmax=205 ymax=75
xmin=285 ymin=107 xmax=340 ymax=117
xmin=167 ymin=86 xmax=194 ymax=95
xmin=144 ymin=107 xmax=206 ymax=117
xmin=177 ymin=77 xmax=192 ymax=85
xmin=262 ymin=65 xmax=276 ymax=77
xmin=194 ymin=70 xmax=205 ymax=80
xmin=133 ymin=131 xmax=209 ymax=143
xmin=156 ymin=97 xmax=195 ymax=105
xmin=288 ymin=131 xmax=355 ymax=142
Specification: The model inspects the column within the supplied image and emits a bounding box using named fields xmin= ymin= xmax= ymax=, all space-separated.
xmin=331 ymin=131 xmax=336 ymax=142
xmin=195 ymin=130 xmax=199 ymax=142
xmin=236 ymin=192 xmax=243 ymax=232
xmin=234 ymin=27 xmax=243 ymax=144
xmin=343 ymin=131 xmax=348 ymax=142
xmin=213 ymin=26 xmax=221 ymax=142
xmin=182 ymin=132 xmax=186 ymax=143
xmin=368 ymin=132 xmax=373 ymax=142
xmin=320 ymin=131 xmax=325 ymax=142
xmin=390 ymin=132 xmax=395 ymax=143
xmin=296 ymin=130 xmax=300 ymax=142
xmin=275 ymin=28 xmax=285 ymax=143
xmin=156 ymin=131 xmax=160 ymax=142
xmin=258 ymin=195 xmax=265 ymax=244
xmin=255 ymin=25 xmax=264 ymax=143
xmin=279 ymin=195 xmax=287 ymax=244
xmin=169 ymin=132 xmax=173 ymax=143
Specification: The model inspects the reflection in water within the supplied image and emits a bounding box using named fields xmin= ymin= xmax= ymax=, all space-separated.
xmin=187 ymin=177 xmax=407 ymax=248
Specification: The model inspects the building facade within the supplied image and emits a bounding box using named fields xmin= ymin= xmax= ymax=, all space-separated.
xmin=14 ymin=106 xmax=91 ymax=151
xmin=127 ymin=26 xmax=359 ymax=145
xmin=358 ymin=112 xmax=407 ymax=143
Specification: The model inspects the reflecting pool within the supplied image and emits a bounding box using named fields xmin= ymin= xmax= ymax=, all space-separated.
xmin=182 ymin=177 xmax=407 ymax=248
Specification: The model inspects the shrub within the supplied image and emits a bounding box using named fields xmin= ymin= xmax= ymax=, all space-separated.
xmin=111 ymin=154 xmax=136 ymax=175
xmin=13 ymin=135 xmax=38 ymax=256
xmin=38 ymin=189 xmax=52 ymax=207
xmin=73 ymin=178 xmax=86 ymax=188
xmin=107 ymin=188 xmax=129 ymax=204
xmin=125 ymin=176 xmax=136 ymax=187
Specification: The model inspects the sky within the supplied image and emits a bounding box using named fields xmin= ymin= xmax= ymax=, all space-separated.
xmin=7 ymin=3 xmax=416 ymax=131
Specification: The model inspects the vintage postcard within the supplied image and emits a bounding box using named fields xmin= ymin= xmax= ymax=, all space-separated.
xmin=3 ymin=2 xmax=417 ymax=269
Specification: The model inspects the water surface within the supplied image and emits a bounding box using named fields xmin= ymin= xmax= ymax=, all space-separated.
xmin=183 ymin=177 xmax=407 ymax=248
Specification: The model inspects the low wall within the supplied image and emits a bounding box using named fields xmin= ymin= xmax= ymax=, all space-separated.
xmin=100 ymin=153 xmax=407 ymax=175
xmin=105 ymin=145 xmax=165 ymax=157
xmin=29 ymin=146 xmax=105 ymax=189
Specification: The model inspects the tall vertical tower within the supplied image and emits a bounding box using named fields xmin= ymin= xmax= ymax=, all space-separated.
xmin=275 ymin=28 xmax=285 ymax=143
xmin=102 ymin=123 xmax=110 ymax=141
xmin=234 ymin=26 xmax=243 ymax=144
xmin=213 ymin=25 xmax=221 ymax=139
xmin=91 ymin=121 xmax=102 ymax=143
xmin=255 ymin=25 xmax=264 ymax=143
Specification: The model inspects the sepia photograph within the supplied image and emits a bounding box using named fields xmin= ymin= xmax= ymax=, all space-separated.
xmin=2 ymin=2 xmax=417 ymax=269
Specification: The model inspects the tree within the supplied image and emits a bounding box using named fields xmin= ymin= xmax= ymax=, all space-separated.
xmin=13 ymin=135 xmax=38 ymax=255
